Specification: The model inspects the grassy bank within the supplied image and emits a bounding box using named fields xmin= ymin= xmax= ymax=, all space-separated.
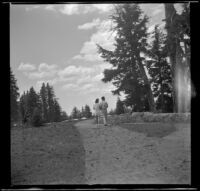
xmin=11 ymin=121 xmax=86 ymax=185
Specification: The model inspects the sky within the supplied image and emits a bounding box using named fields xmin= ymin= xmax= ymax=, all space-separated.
xmin=10 ymin=3 xmax=183 ymax=115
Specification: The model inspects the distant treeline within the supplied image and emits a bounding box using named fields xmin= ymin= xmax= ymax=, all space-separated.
xmin=10 ymin=67 xmax=93 ymax=127
xmin=10 ymin=71 xmax=66 ymax=126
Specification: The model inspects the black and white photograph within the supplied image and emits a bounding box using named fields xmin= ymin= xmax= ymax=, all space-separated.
xmin=10 ymin=2 xmax=193 ymax=186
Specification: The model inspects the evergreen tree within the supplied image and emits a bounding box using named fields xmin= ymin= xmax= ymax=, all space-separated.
xmin=10 ymin=68 xmax=20 ymax=122
xmin=60 ymin=111 xmax=68 ymax=121
xmin=20 ymin=87 xmax=43 ymax=125
xmin=97 ymin=4 xmax=156 ymax=112
xmin=84 ymin=105 xmax=92 ymax=118
xmin=53 ymin=98 xmax=62 ymax=122
xmin=31 ymin=107 xmax=43 ymax=127
xmin=71 ymin=107 xmax=79 ymax=119
xmin=81 ymin=106 xmax=85 ymax=118
xmin=115 ymin=97 xmax=125 ymax=115
xmin=77 ymin=109 xmax=82 ymax=119
xmin=40 ymin=83 xmax=48 ymax=122
xmin=26 ymin=87 xmax=40 ymax=117
xmin=46 ymin=83 xmax=55 ymax=122
xmin=146 ymin=25 xmax=173 ymax=112
xmin=19 ymin=91 xmax=29 ymax=123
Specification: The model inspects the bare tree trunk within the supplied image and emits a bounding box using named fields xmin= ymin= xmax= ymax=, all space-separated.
xmin=137 ymin=59 xmax=156 ymax=113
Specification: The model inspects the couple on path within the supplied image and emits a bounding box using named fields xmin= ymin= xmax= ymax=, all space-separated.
xmin=93 ymin=96 xmax=108 ymax=126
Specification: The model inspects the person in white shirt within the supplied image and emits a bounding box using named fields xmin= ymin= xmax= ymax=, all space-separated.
xmin=93 ymin=98 xmax=101 ymax=125
xmin=99 ymin=96 xmax=108 ymax=126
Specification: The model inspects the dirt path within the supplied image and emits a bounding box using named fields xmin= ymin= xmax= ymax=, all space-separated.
xmin=75 ymin=120 xmax=191 ymax=184
xmin=11 ymin=120 xmax=190 ymax=185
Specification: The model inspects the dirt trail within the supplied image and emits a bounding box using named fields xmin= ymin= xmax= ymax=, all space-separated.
xmin=75 ymin=120 xmax=191 ymax=184
xmin=11 ymin=120 xmax=190 ymax=185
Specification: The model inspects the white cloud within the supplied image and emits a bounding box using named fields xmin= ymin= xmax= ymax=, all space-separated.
xmin=62 ymin=83 xmax=79 ymax=90
xmin=81 ymin=83 xmax=94 ymax=90
xmin=92 ymin=73 xmax=104 ymax=82
xmin=78 ymin=18 xmax=101 ymax=30
xmin=25 ymin=63 xmax=58 ymax=79
xmin=58 ymin=65 xmax=94 ymax=78
xmin=38 ymin=63 xmax=57 ymax=72
xmin=59 ymin=4 xmax=113 ymax=15
xmin=60 ymin=4 xmax=80 ymax=15
xmin=25 ymin=4 xmax=113 ymax=15
xmin=77 ymin=75 xmax=92 ymax=85
xmin=73 ymin=19 xmax=116 ymax=62
xmin=18 ymin=62 xmax=36 ymax=71
xmin=92 ymin=4 xmax=113 ymax=13
xmin=45 ymin=5 xmax=56 ymax=11
xmin=25 ymin=5 xmax=40 ymax=11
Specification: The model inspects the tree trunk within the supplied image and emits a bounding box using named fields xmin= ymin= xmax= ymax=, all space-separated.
xmin=164 ymin=4 xmax=178 ymax=113
xmin=137 ymin=58 xmax=156 ymax=112
xmin=160 ymin=66 xmax=164 ymax=112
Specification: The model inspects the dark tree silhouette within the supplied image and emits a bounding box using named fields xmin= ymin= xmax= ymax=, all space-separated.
xmin=115 ymin=97 xmax=125 ymax=115
xmin=10 ymin=67 xmax=20 ymax=123
xmin=97 ymin=4 xmax=156 ymax=112
xmin=146 ymin=25 xmax=173 ymax=112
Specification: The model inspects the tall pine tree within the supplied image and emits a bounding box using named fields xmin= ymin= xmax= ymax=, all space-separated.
xmin=40 ymin=83 xmax=48 ymax=122
xmin=46 ymin=83 xmax=56 ymax=122
xmin=97 ymin=4 xmax=156 ymax=112
xmin=27 ymin=87 xmax=39 ymax=117
xmin=53 ymin=98 xmax=62 ymax=122
xmin=146 ymin=25 xmax=173 ymax=112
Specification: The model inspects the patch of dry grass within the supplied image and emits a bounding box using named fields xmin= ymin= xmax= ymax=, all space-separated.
xmin=11 ymin=121 xmax=86 ymax=185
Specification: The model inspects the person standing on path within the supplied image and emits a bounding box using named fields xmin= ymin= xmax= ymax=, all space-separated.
xmin=93 ymin=98 xmax=101 ymax=125
xmin=100 ymin=96 xmax=108 ymax=126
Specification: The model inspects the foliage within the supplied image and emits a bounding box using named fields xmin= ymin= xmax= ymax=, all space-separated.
xmin=115 ymin=97 xmax=125 ymax=115
xmin=19 ymin=83 xmax=63 ymax=126
xmin=164 ymin=3 xmax=190 ymax=112
xmin=53 ymin=98 xmax=62 ymax=122
xmin=84 ymin=105 xmax=92 ymax=118
xmin=40 ymin=83 xmax=48 ymax=122
xmin=31 ymin=107 xmax=43 ymax=127
xmin=146 ymin=25 xmax=173 ymax=112
xmin=10 ymin=68 xmax=20 ymax=122
xmin=71 ymin=107 xmax=79 ymax=119
xmin=60 ymin=111 xmax=68 ymax=121
xmin=97 ymin=4 xmax=156 ymax=112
